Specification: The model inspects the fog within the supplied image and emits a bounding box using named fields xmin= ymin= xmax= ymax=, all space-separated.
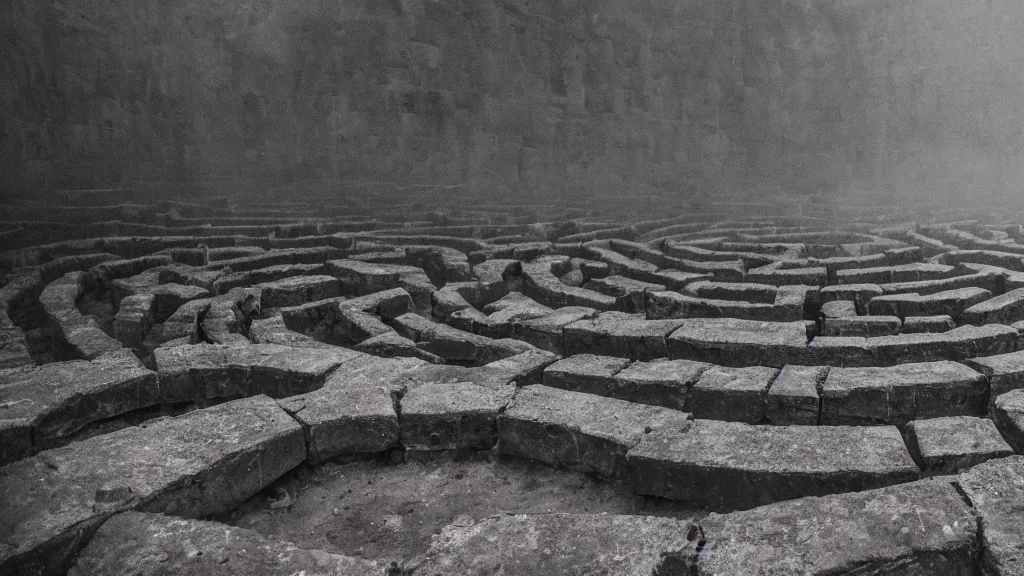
xmin=3 ymin=0 xmax=1023 ymax=208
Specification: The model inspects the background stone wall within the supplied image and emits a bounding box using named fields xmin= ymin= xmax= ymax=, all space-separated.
xmin=2 ymin=0 xmax=1022 ymax=204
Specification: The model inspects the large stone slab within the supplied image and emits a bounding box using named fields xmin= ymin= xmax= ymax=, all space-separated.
xmin=904 ymin=416 xmax=1014 ymax=476
xmin=808 ymin=324 xmax=1019 ymax=367
xmin=150 ymin=283 xmax=209 ymax=322
xmin=510 ymin=306 xmax=596 ymax=353
xmin=542 ymin=354 xmax=632 ymax=396
xmin=993 ymin=389 xmax=1024 ymax=453
xmin=685 ymin=280 xmax=778 ymax=303
xmin=406 ymin=513 xmax=692 ymax=576
xmin=696 ymin=479 xmax=979 ymax=575
xmin=0 ymin=395 xmax=305 ymax=576
xmin=626 ymin=420 xmax=918 ymax=511
xmin=966 ymin=350 xmax=1024 ymax=406
xmin=687 ymin=365 xmax=778 ymax=423
xmin=563 ymin=311 xmax=685 ymax=360
xmin=254 ymin=274 xmax=341 ymax=308
xmin=868 ymin=287 xmax=992 ymax=320
xmin=646 ymin=290 xmax=801 ymax=322
xmin=0 ymin=350 xmax=157 ymax=464
xmin=822 ymin=315 xmax=902 ymax=337
xmin=962 ymin=287 xmax=1024 ymax=325
xmin=111 ymin=293 xmax=154 ymax=349
xmin=154 ymin=343 xmax=361 ymax=404
xmin=766 ymin=365 xmax=827 ymax=425
xmin=401 ymin=378 xmax=517 ymax=451
xmin=247 ymin=314 xmax=336 ymax=349
xmin=902 ymin=314 xmax=956 ymax=333
xmin=584 ymin=274 xmax=665 ymax=312
xmin=957 ymin=456 xmax=1024 ymax=576
xmin=69 ymin=512 xmax=381 ymax=576
xmin=666 ymin=318 xmax=808 ymax=367
xmin=277 ymin=355 xmax=424 ymax=462
xmin=611 ymin=358 xmax=710 ymax=411
xmin=498 ymin=384 xmax=692 ymax=477
xmin=820 ymin=361 xmax=988 ymax=425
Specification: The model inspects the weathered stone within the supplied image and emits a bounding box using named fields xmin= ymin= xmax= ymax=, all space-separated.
xmin=0 ymin=350 xmax=157 ymax=463
xmin=835 ymin=265 xmax=893 ymax=284
xmin=335 ymin=306 xmax=393 ymax=344
xmin=957 ymin=456 xmax=1024 ymax=576
xmin=626 ymin=420 xmax=918 ymax=510
xmin=820 ymin=299 xmax=857 ymax=317
xmin=542 ymin=354 xmax=632 ymax=396
xmin=212 ymin=262 xmax=326 ymax=294
xmin=402 ymin=379 xmax=517 ymax=451
xmin=407 ymin=513 xmax=692 ymax=576
xmin=611 ymin=358 xmax=710 ymax=411
xmin=69 ymin=511 xmax=381 ymax=576
xmin=584 ymin=275 xmax=666 ymax=312
xmin=697 ymin=479 xmax=978 ymax=575
xmin=254 ymin=274 xmax=341 ymax=308
xmin=822 ymin=314 xmax=902 ymax=337
xmin=667 ymin=318 xmax=808 ymax=367
xmin=766 ymin=365 xmax=827 ymax=425
xmin=868 ymin=287 xmax=992 ymax=320
xmin=41 ymin=272 xmax=123 ymax=360
xmin=354 ymin=331 xmax=445 ymax=363
xmin=431 ymin=284 xmax=475 ymax=318
xmin=961 ymin=287 xmax=1024 ymax=326
xmin=159 ymin=298 xmax=209 ymax=343
xmin=482 ymin=349 xmax=559 ymax=387
xmin=520 ymin=259 xmax=618 ymax=310
xmin=0 ymin=396 xmax=305 ymax=576
xmin=279 ymin=295 xmax=347 ymax=341
xmin=685 ymin=280 xmax=777 ymax=303
xmin=247 ymin=314 xmax=335 ymax=349
xmin=498 ymin=384 xmax=692 ymax=477
xmin=150 ymin=283 xmax=210 ymax=322
xmin=688 ymin=365 xmax=778 ymax=423
xmin=746 ymin=264 xmax=826 ymax=286
xmin=337 ymin=287 xmax=414 ymax=319
xmin=112 ymin=293 xmax=154 ymax=349
xmin=564 ymin=312 xmax=684 ymax=360
xmin=820 ymin=283 xmax=883 ymax=312
xmin=510 ymin=306 xmax=596 ymax=353
xmin=199 ymin=300 xmax=247 ymax=345
xmin=902 ymin=314 xmax=956 ymax=333
xmin=154 ymin=343 xmax=360 ymax=403
xmin=821 ymin=361 xmax=988 ymax=425
xmin=965 ymin=350 xmax=1024 ymax=405
xmin=993 ymin=390 xmax=1024 ymax=453
xmin=203 ymin=246 xmax=344 ymax=273
xmin=647 ymin=290 xmax=801 ymax=322
xmin=904 ymin=416 xmax=1014 ymax=476
xmin=327 ymin=258 xmax=418 ymax=295
xmin=808 ymin=324 xmax=1019 ymax=367
xmin=278 ymin=355 xmax=424 ymax=461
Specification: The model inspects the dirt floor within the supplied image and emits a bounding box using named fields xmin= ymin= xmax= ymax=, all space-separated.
xmin=227 ymin=450 xmax=706 ymax=565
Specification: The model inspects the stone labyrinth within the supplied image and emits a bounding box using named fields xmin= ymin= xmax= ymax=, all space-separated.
xmin=3 ymin=197 xmax=1024 ymax=575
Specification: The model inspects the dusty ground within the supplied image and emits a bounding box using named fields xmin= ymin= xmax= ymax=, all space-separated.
xmin=227 ymin=451 xmax=705 ymax=565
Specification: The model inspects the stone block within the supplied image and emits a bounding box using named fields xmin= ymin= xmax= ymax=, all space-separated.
xmin=0 ymin=396 xmax=305 ymax=576
xmin=68 ymin=512 xmax=381 ymax=576
xmin=904 ymin=416 xmax=1014 ymax=475
xmin=497 ymin=384 xmax=692 ymax=477
xmin=821 ymin=361 xmax=987 ymax=425
xmin=626 ymin=420 xmax=919 ymax=511
xmin=688 ymin=365 xmax=779 ymax=423
xmin=696 ymin=479 xmax=978 ymax=575
xmin=767 ymin=365 xmax=827 ymax=425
